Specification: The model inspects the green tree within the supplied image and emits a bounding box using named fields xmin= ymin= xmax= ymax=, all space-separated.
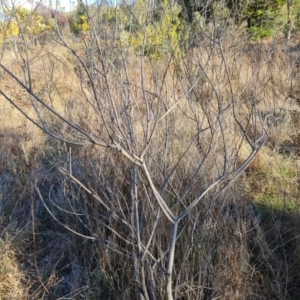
xmin=227 ymin=0 xmax=286 ymax=37
xmin=70 ymin=1 xmax=89 ymax=34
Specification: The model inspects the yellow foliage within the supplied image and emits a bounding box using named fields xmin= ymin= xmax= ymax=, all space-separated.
xmin=101 ymin=6 xmax=128 ymax=26
xmin=70 ymin=3 xmax=90 ymax=34
xmin=0 ymin=6 xmax=54 ymax=41
xmin=129 ymin=8 xmax=183 ymax=61
xmin=71 ymin=14 xmax=89 ymax=33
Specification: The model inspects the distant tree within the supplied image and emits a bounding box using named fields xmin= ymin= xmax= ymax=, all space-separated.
xmin=36 ymin=4 xmax=70 ymax=31
xmin=70 ymin=1 xmax=89 ymax=33
xmin=286 ymin=0 xmax=291 ymax=42
xmin=0 ymin=6 xmax=53 ymax=40
xmin=226 ymin=0 xmax=286 ymax=37
xmin=178 ymin=0 xmax=214 ymax=24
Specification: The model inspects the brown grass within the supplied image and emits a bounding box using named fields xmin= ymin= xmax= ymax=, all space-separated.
xmin=0 ymin=28 xmax=300 ymax=299
xmin=0 ymin=238 xmax=29 ymax=300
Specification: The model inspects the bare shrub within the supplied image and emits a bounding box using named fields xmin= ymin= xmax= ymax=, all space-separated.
xmin=1 ymin=1 xmax=299 ymax=299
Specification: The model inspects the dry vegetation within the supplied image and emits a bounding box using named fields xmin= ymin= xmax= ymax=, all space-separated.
xmin=1 ymin=24 xmax=300 ymax=299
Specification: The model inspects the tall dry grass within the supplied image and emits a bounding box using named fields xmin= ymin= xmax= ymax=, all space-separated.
xmin=0 ymin=28 xmax=300 ymax=299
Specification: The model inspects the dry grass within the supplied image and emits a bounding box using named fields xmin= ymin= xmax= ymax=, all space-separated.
xmin=0 ymin=238 xmax=29 ymax=300
xmin=0 ymin=29 xmax=300 ymax=299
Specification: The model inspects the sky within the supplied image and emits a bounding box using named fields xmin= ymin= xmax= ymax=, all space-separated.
xmin=8 ymin=0 xmax=78 ymax=12
xmin=7 ymin=0 xmax=118 ymax=12
xmin=49 ymin=0 xmax=79 ymax=12
xmin=0 ymin=0 xmax=113 ymax=19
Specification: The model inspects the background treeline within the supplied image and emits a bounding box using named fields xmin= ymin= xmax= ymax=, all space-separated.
xmin=1 ymin=0 xmax=300 ymax=42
